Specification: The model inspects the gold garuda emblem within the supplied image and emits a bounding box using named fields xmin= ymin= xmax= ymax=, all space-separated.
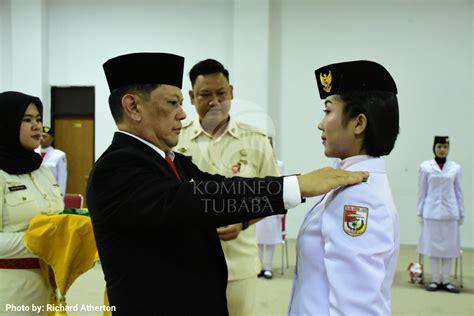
xmin=320 ymin=70 xmax=332 ymax=93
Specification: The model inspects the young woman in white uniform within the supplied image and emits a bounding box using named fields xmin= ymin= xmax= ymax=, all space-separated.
xmin=288 ymin=61 xmax=400 ymax=316
xmin=0 ymin=91 xmax=64 ymax=314
xmin=36 ymin=126 xmax=67 ymax=197
xmin=417 ymin=136 xmax=464 ymax=293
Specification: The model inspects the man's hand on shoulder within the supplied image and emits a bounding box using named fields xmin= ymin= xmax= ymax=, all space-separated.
xmin=297 ymin=167 xmax=369 ymax=197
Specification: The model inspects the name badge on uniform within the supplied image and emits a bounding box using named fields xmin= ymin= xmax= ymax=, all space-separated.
xmin=8 ymin=185 xmax=27 ymax=192
xmin=343 ymin=205 xmax=368 ymax=237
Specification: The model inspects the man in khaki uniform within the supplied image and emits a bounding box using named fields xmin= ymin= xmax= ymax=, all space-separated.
xmin=175 ymin=59 xmax=279 ymax=316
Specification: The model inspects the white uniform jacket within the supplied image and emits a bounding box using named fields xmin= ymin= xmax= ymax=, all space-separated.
xmin=288 ymin=156 xmax=400 ymax=316
xmin=37 ymin=146 xmax=67 ymax=197
xmin=417 ymin=160 xmax=464 ymax=220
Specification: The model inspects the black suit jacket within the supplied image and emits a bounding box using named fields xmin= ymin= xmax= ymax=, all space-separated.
xmin=87 ymin=132 xmax=286 ymax=315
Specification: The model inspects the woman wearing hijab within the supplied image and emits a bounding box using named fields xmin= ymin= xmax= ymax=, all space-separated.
xmin=0 ymin=91 xmax=64 ymax=313
xmin=417 ymin=136 xmax=464 ymax=293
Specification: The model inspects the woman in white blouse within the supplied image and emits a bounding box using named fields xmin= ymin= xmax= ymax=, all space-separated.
xmin=288 ymin=61 xmax=400 ymax=316
xmin=417 ymin=136 xmax=464 ymax=293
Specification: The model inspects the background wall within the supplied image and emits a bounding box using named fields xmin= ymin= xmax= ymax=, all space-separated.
xmin=1 ymin=0 xmax=472 ymax=247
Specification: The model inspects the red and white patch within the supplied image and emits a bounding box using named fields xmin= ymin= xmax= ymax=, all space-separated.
xmin=343 ymin=205 xmax=369 ymax=237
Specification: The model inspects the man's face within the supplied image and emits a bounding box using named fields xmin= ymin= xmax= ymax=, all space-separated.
xmin=189 ymin=72 xmax=233 ymax=129
xmin=138 ymin=85 xmax=186 ymax=152
xmin=317 ymin=95 xmax=361 ymax=160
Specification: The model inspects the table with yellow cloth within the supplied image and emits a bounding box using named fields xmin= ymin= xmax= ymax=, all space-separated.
xmin=24 ymin=214 xmax=99 ymax=316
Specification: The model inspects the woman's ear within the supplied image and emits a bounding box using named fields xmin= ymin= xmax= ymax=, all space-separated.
xmin=122 ymin=94 xmax=141 ymax=122
xmin=354 ymin=113 xmax=367 ymax=136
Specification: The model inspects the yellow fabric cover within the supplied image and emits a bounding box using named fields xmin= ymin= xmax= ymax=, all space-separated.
xmin=24 ymin=214 xmax=99 ymax=315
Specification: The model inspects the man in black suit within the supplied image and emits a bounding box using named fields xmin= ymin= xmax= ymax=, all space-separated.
xmin=87 ymin=52 xmax=368 ymax=315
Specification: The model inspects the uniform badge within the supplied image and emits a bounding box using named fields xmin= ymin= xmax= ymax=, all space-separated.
xmin=231 ymin=159 xmax=248 ymax=174
xmin=8 ymin=185 xmax=27 ymax=192
xmin=320 ymin=70 xmax=332 ymax=93
xmin=343 ymin=205 xmax=368 ymax=237
xmin=231 ymin=164 xmax=241 ymax=174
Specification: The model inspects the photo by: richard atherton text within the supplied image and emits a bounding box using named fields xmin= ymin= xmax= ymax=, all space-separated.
xmin=5 ymin=303 xmax=116 ymax=313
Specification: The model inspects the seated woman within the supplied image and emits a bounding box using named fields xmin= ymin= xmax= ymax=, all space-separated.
xmin=288 ymin=61 xmax=400 ymax=315
xmin=0 ymin=91 xmax=64 ymax=314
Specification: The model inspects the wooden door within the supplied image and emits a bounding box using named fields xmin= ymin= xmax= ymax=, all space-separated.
xmin=54 ymin=118 xmax=94 ymax=207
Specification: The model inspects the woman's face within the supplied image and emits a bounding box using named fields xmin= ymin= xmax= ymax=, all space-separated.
xmin=434 ymin=143 xmax=449 ymax=158
xmin=317 ymin=95 xmax=363 ymax=160
xmin=19 ymin=103 xmax=43 ymax=151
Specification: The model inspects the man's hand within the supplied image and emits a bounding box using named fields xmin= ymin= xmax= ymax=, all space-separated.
xmin=217 ymin=224 xmax=243 ymax=241
xmin=297 ymin=167 xmax=369 ymax=197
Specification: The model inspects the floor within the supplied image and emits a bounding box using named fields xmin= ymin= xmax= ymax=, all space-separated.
xmin=62 ymin=242 xmax=473 ymax=316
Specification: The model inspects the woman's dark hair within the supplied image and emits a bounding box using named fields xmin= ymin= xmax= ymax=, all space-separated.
xmin=108 ymin=84 xmax=160 ymax=123
xmin=339 ymin=90 xmax=399 ymax=157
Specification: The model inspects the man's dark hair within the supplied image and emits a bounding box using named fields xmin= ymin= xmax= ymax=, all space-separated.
xmin=189 ymin=59 xmax=229 ymax=87
xmin=339 ymin=90 xmax=399 ymax=157
xmin=108 ymin=84 xmax=159 ymax=123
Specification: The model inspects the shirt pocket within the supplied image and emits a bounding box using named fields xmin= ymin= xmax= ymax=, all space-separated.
xmin=4 ymin=189 xmax=41 ymax=228
xmin=5 ymin=190 xmax=37 ymax=207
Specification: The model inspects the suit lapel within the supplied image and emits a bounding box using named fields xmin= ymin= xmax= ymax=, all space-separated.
xmin=112 ymin=132 xmax=180 ymax=180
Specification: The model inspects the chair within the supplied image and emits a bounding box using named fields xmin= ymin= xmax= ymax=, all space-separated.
xmin=280 ymin=215 xmax=289 ymax=275
xmin=419 ymin=251 xmax=463 ymax=288
xmin=64 ymin=193 xmax=84 ymax=209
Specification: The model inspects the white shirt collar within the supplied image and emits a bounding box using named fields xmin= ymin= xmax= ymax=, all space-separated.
xmin=332 ymin=155 xmax=371 ymax=170
xmin=117 ymin=130 xmax=175 ymax=160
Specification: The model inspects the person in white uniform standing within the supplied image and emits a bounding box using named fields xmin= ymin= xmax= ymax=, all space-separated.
xmin=288 ymin=60 xmax=400 ymax=316
xmin=417 ymin=136 xmax=464 ymax=293
xmin=37 ymin=126 xmax=67 ymax=197
xmin=256 ymin=141 xmax=284 ymax=280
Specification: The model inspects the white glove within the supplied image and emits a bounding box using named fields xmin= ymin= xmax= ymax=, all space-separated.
xmin=417 ymin=216 xmax=423 ymax=224
xmin=459 ymin=218 xmax=464 ymax=226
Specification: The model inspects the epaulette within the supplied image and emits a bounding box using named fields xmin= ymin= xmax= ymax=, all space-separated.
xmin=236 ymin=121 xmax=267 ymax=137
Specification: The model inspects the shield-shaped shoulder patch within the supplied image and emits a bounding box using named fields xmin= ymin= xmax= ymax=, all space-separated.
xmin=343 ymin=205 xmax=368 ymax=237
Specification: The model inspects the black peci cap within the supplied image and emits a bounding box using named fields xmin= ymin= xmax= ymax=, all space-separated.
xmin=42 ymin=126 xmax=54 ymax=136
xmin=434 ymin=136 xmax=449 ymax=145
xmin=315 ymin=60 xmax=397 ymax=99
xmin=103 ymin=52 xmax=185 ymax=92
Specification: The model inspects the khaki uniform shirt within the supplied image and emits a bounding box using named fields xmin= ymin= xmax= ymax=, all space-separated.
xmin=175 ymin=116 xmax=280 ymax=280
xmin=0 ymin=165 xmax=64 ymax=313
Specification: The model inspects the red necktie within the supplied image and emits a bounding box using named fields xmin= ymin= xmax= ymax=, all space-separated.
xmin=164 ymin=153 xmax=181 ymax=181
xmin=41 ymin=152 xmax=46 ymax=160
